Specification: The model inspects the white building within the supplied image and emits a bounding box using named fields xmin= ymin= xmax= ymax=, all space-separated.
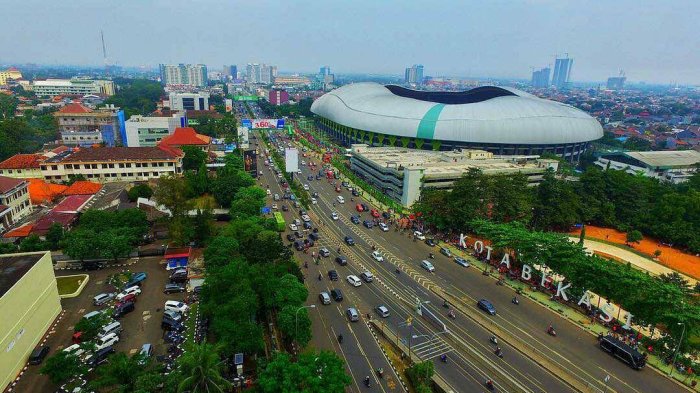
xmin=32 ymin=78 xmax=115 ymax=97
xmin=595 ymin=150 xmax=700 ymax=184
xmin=124 ymin=114 xmax=185 ymax=147
xmin=168 ymin=92 xmax=210 ymax=111
xmin=0 ymin=176 xmax=32 ymax=232
xmin=159 ymin=64 xmax=208 ymax=87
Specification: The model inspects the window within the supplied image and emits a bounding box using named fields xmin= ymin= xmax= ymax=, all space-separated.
xmin=126 ymin=163 xmax=132 ymax=168
xmin=109 ymin=164 xmax=114 ymax=168
xmin=51 ymin=165 xmax=58 ymax=170
xmin=135 ymin=163 xmax=141 ymax=168
xmin=65 ymin=164 xmax=73 ymax=169
xmin=119 ymin=163 xmax=125 ymax=168
xmin=91 ymin=164 xmax=98 ymax=169
xmin=102 ymin=164 xmax=108 ymax=169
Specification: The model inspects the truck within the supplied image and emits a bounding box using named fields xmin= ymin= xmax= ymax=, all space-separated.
xmin=274 ymin=212 xmax=286 ymax=232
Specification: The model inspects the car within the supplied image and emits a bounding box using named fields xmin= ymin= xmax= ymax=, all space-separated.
xmin=319 ymin=247 xmax=330 ymax=257
xmin=328 ymin=270 xmax=339 ymax=280
xmin=356 ymin=204 xmax=365 ymax=212
xmin=330 ymin=289 xmax=344 ymax=301
xmin=303 ymin=221 xmax=313 ymax=230
xmin=307 ymin=175 xmax=314 ymax=181
xmin=161 ymin=319 xmax=184 ymax=331
xmin=346 ymin=275 xmax=362 ymax=287
xmin=350 ymin=215 xmax=360 ymax=224
xmin=286 ymin=234 xmax=295 ymax=242
xmin=266 ymin=189 xmax=272 ymax=196
xmin=332 ymin=254 xmax=347 ymax=266
xmin=454 ymin=257 xmax=470 ymax=267
xmin=289 ymin=223 xmax=298 ymax=231
xmin=164 ymin=300 xmax=189 ymax=314
xmin=319 ymin=292 xmax=332 ymax=305
xmin=420 ymin=260 xmax=435 ymax=272
xmin=294 ymin=241 xmax=304 ymax=251
xmin=93 ymin=292 xmax=116 ymax=306
xmin=282 ymin=205 xmax=289 ymax=211
xmin=274 ymin=194 xmax=280 ymax=201
xmin=360 ymin=271 xmax=374 ymax=282
xmin=301 ymin=160 xmax=306 ymax=165
xmin=113 ymin=301 xmax=135 ymax=318
xmin=303 ymin=184 xmax=309 ymax=190
xmin=363 ymin=220 xmax=373 ymax=229
xmin=352 ymin=189 xmax=360 ymax=197
xmin=311 ymin=198 xmax=317 ymax=204
xmin=425 ymin=238 xmax=437 ymax=247
xmin=301 ymin=214 xmax=311 ymax=222
xmin=440 ymin=247 xmax=452 ymax=257
xmin=97 ymin=322 xmax=122 ymax=339
xmin=316 ymin=175 xmax=322 ymax=180
xmin=28 ymin=346 xmax=50 ymax=365
xmin=370 ymin=209 xmax=380 ymax=218
xmin=304 ymin=238 xmax=315 ymax=247
xmin=331 ymin=212 xmax=339 ymax=220
xmin=371 ymin=251 xmax=384 ymax=262
xmin=138 ymin=344 xmax=153 ymax=365
xmin=293 ymin=218 xmax=301 ymax=226
xmin=376 ymin=305 xmax=390 ymax=318
xmin=85 ymin=346 xmax=115 ymax=367
xmin=344 ymin=236 xmax=355 ymax=245
xmin=124 ymin=272 xmax=147 ymax=288
xmin=312 ymin=192 xmax=319 ymax=197
xmin=309 ymin=232 xmax=320 ymax=241
xmin=361 ymin=203 xmax=369 ymax=211
xmin=341 ymin=181 xmax=349 ymax=188
xmin=346 ymin=307 xmax=359 ymax=322
xmin=477 ymin=299 xmax=496 ymax=315
xmin=116 ymin=293 xmax=137 ymax=304
xmin=272 ymin=203 xmax=278 ymax=210
xmin=95 ymin=333 xmax=120 ymax=351
xmin=414 ymin=231 xmax=426 ymax=241
xmin=163 ymin=309 xmax=182 ymax=322
xmin=382 ymin=212 xmax=391 ymax=219
xmin=295 ymin=231 xmax=303 ymax=238
xmin=116 ymin=286 xmax=141 ymax=301
xmin=169 ymin=268 xmax=188 ymax=283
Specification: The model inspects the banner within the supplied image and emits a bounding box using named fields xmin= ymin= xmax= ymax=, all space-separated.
xmin=238 ymin=127 xmax=250 ymax=149
xmin=285 ymin=148 xmax=299 ymax=173
xmin=242 ymin=119 xmax=285 ymax=129
xmin=244 ymin=150 xmax=258 ymax=178
xmin=234 ymin=95 xmax=259 ymax=101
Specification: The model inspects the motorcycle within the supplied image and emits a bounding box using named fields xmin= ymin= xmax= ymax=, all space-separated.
xmin=364 ymin=376 xmax=371 ymax=387
xmin=338 ymin=334 xmax=343 ymax=344
xmin=429 ymin=253 xmax=435 ymax=259
xmin=512 ymin=297 xmax=519 ymax=305
xmin=448 ymin=310 xmax=456 ymax=319
xmin=440 ymin=354 xmax=448 ymax=363
xmin=489 ymin=335 xmax=498 ymax=345
xmin=494 ymin=347 xmax=503 ymax=358
xmin=547 ymin=326 xmax=557 ymax=337
xmin=376 ymin=368 xmax=384 ymax=378
xmin=485 ymin=380 xmax=495 ymax=391
xmin=318 ymin=273 xmax=322 ymax=281
xmin=496 ymin=279 xmax=504 ymax=286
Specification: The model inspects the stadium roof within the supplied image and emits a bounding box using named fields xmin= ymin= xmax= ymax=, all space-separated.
xmin=311 ymin=82 xmax=603 ymax=145
xmin=624 ymin=150 xmax=700 ymax=169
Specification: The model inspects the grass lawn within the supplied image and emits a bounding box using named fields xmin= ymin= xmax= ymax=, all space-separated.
xmin=56 ymin=275 xmax=88 ymax=295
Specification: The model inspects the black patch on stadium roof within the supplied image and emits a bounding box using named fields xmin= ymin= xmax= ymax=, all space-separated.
xmin=385 ymin=85 xmax=517 ymax=105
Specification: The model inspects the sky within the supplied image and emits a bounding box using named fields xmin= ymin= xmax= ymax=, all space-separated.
xmin=2 ymin=0 xmax=699 ymax=84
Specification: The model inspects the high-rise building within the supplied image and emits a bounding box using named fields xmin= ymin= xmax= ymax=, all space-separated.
xmin=531 ymin=67 xmax=551 ymax=88
xmin=260 ymin=64 xmax=276 ymax=84
xmin=246 ymin=63 xmax=262 ymax=83
xmin=229 ymin=65 xmax=238 ymax=79
xmin=320 ymin=66 xmax=331 ymax=76
xmin=404 ymin=64 xmax=424 ymax=85
xmin=551 ymin=57 xmax=573 ymax=88
xmin=607 ymin=72 xmax=626 ymax=90
xmin=159 ymin=64 xmax=208 ymax=87
xmin=168 ymin=92 xmax=210 ymax=111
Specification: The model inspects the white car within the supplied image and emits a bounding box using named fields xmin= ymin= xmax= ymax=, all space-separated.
xmin=95 ymin=333 xmax=119 ymax=351
xmin=311 ymin=198 xmax=317 ymax=204
xmin=346 ymin=275 xmax=362 ymax=287
xmin=378 ymin=223 xmax=389 ymax=232
xmin=164 ymin=300 xmax=189 ymax=314
xmin=116 ymin=286 xmax=141 ymax=301
xmin=413 ymin=231 xmax=426 ymax=241
xmin=301 ymin=214 xmax=311 ymax=222
xmin=289 ymin=223 xmax=298 ymax=231
xmin=371 ymin=251 xmax=384 ymax=262
xmin=301 ymin=160 xmax=306 ymax=165
xmin=266 ymin=189 xmax=272 ymax=196
xmin=420 ymin=260 xmax=435 ymax=272
xmin=303 ymin=184 xmax=309 ymax=190
xmin=331 ymin=212 xmax=339 ymax=220
xmin=272 ymin=203 xmax=278 ymax=210
xmin=277 ymin=173 xmax=283 ymax=178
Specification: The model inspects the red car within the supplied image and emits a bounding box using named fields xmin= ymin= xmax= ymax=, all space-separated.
xmin=356 ymin=204 xmax=364 ymax=212
xmin=335 ymin=186 xmax=341 ymax=192
xmin=370 ymin=209 xmax=380 ymax=218
xmin=116 ymin=293 xmax=137 ymax=305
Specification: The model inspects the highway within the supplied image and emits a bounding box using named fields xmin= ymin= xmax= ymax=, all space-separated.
xmin=254 ymin=129 xmax=685 ymax=393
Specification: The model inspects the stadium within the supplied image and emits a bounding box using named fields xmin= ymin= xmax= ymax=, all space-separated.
xmin=310 ymin=82 xmax=603 ymax=161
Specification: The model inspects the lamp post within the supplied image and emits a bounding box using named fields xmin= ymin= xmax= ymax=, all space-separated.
xmin=669 ymin=322 xmax=686 ymax=376
xmin=295 ymin=305 xmax=316 ymax=340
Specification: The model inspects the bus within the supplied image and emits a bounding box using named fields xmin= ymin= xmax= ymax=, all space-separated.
xmin=273 ymin=212 xmax=286 ymax=232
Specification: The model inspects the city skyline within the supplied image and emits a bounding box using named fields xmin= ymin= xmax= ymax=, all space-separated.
xmin=1 ymin=0 xmax=699 ymax=84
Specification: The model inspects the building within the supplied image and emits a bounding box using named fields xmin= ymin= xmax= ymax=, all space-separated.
xmin=246 ymin=63 xmax=262 ymax=84
xmin=159 ymin=64 xmax=208 ymax=87
xmin=0 ymin=67 xmax=22 ymax=86
xmin=259 ymin=64 xmax=276 ymax=84
xmin=32 ymin=78 xmax=115 ymax=97
xmin=0 ymin=154 xmax=45 ymax=179
xmin=594 ymin=150 xmax=700 ymax=184
xmin=168 ymin=92 xmax=210 ymax=111
xmin=159 ymin=127 xmax=211 ymax=152
xmin=54 ymin=103 xmax=124 ymax=146
xmin=531 ymin=67 xmax=550 ymax=88
xmin=404 ymin=64 xmax=424 ymax=85
xmin=273 ymin=76 xmax=311 ymax=86
xmin=39 ymin=146 xmax=184 ymax=183
xmin=551 ymin=57 xmax=573 ymax=88
xmin=349 ymin=144 xmax=558 ymax=207
xmin=312 ymin=82 xmax=603 ymax=162
xmin=0 ymin=176 xmax=32 ymax=232
xmin=0 ymin=251 xmax=61 ymax=391
xmin=320 ymin=66 xmax=331 ymax=76
xmin=269 ymin=90 xmax=289 ymax=106
xmin=229 ymin=65 xmax=238 ymax=79
xmin=606 ymin=76 xmax=626 ymax=90
xmin=123 ymin=114 xmax=186 ymax=147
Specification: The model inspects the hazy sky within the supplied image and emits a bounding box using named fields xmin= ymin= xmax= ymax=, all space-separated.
xmin=2 ymin=0 xmax=699 ymax=84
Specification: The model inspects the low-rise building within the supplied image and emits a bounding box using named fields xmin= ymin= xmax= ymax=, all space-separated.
xmin=159 ymin=127 xmax=211 ymax=152
xmin=32 ymin=78 xmax=115 ymax=97
xmin=595 ymin=150 xmax=700 ymax=184
xmin=54 ymin=103 xmax=125 ymax=146
xmin=0 ymin=251 xmax=61 ymax=391
xmin=167 ymin=92 xmax=209 ymax=111
xmin=269 ymin=89 xmax=289 ymax=105
xmin=0 ymin=176 xmax=32 ymax=233
xmin=0 ymin=67 xmax=22 ymax=86
xmin=39 ymin=146 xmax=184 ymax=183
xmin=273 ymin=76 xmax=311 ymax=86
xmin=0 ymin=154 xmax=45 ymax=179
xmin=123 ymin=114 xmax=186 ymax=147
xmin=349 ymin=144 xmax=558 ymax=207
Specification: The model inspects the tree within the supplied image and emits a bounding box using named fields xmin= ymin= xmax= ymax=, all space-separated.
xmin=229 ymin=186 xmax=266 ymax=218
xmin=45 ymin=223 xmax=64 ymax=250
xmin=0 ymin=93 xmax=18 ymax=120
xmin=258 ymin=351 xmax=351 ymax=393
xmin=41 ymin=352 xmax=88 ymax=385
xmin=127 ymin=184 xmax=153 ymax=202
xmin=74 ymin=312 xmax=111 ymax=341
xmin=182 ymin=146 xmax=208 ymax=171
xmin=176 ymin=343 xmax=231 ymax=393
xmin=626 ymin=230 xmax=643 ymax=245
xmin=531 ymin=169 xmax=580 ymax=231
xmin=63 ymin=229 xmax=101 ymax=261
xmin=100 ymin=228 xmax=135 ymax=261
xmin=153 ymin=175 xmax=192 ymax=217
xmin=0 ymin=242 xmax=17 ymax=254
xmin=406 ymin=361 xmax=434 ymax=393
xmin=212 ymin=167 xmax=255 ymax=208
xmin=19 ymin=234 xmax=49 ymax=252
xmin=203 ymin=236 xmax=240 ymax=270
xmin=90 ymin=352 xmax=148 ymax=392
xmin=191 ymin=209 xmax=214 ymax=247
xmin=277 ymin=304 xmax=312 ymax=347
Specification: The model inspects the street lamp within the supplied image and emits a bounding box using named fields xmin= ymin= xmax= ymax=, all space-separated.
xmin=295 ymin=305 xmax=316 ymax=340
xmin=669 ymin=322 xmax=686 ymax=376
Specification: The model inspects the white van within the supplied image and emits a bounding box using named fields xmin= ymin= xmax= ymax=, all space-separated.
xmin=337 ymin=196 xmax=345 ymax=204
xmin=97 ymin=321 xmax=122 ymax=339
xmin=164 ymin=300 xmax=189 ymax=314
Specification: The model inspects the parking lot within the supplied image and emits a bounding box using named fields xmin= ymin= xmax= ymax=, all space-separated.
xmin=13 ymin=256 xmax=186 ymax=393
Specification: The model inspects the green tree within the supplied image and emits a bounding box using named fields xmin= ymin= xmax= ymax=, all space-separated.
xmin=0 ymin=93 xmax=18 ymax=120
xmin=203 ymin=236 xmax=240 ymax=270
xmin=277 ymin=304 xmax=312 ymax=347
xmin=90 ymin=352 xmax=148 ymax=392
xmin=191 ymin=209 xmax=214 ymax=247
xmin=45 ymin=223 xmax=64 ymax=250
xmin=229 ymin=186 xmax=266 ymax=218
xmin=153 ymin=174 xmax=193 ymax=217
xmin=100 ymin=228 xmax=136 ymax=261
xmin=127 ymin=184 xmax=153 ymax=202
xmin=184 ymin=162 xmax=210 ymax=198
xmin=104 ymin=78 xmax=164 ymax=118
xmin=63 ymin=229 xmax=101 ymax=261
xmin=41 ymin=352 xmax=88 ymax=385
xmin=406 ymin=361 xmax=434 ymax=393
xmin=176 ymin=343 xmax=231 ymax=393
xmin=258 ymin=351 xmax=351 ymax=393
xmin=19 ymin=234 xmax=49 ymax=252
xmin=182 ymin=146 xmax=208 ymax=171
xmin=626 ymin=230 xmax=643 ymax=245
xmin=73 ymin=312 xmax=111 ymax=341
xmin=212 ymin=166 xmax=255 ymax=208
xmin=0 ymin=242 xmax=17 ymax=254
xmin=531 ymin=169 xmax=580 ymax=231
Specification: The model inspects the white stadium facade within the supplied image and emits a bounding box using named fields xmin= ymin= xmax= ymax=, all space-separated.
xmin=310 ymin=82 xmax=603 ymax=161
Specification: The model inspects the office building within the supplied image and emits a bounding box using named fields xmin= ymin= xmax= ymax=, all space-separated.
xmin=54 ymin=103 xmax=125 ymax=147
xmin=348 ymin=145 xmax=558 ymax=207
xmin=123 ymin=114 xmax=186 ymax=147
xmin=606 ymin=76 xmax=626 ymax=90
xmin=39 ymin=146 xmax=184 ymax=183
xmin=32 ymin=78 xmax=115 ymax=97
xmin=404 ymin=64 xmax=424 ymax=85
xmin=0 ymin=176 xmax=32 ymax=231
xmin=551 ymin=57 xmax=573 ymax=88
xmin=269 ymin=90 xmax=290 ymax=106
xmin=0 ymin=67 xmax=22 ymax=85
xmin=168 ymin=92 xmax=210 ymax=111
xmin=273 ymin=76 xmax=311 ymax=86
xmin=159 ymin=64 xmax=208 ymax=87
xmin=320 ymin=66 xmax=331 ymax=76
xmin=531 ymin=67 xmax=550 ymax=88
xmin=0 ymin=251 xmax=61 ymax=391
xmin=595 ymin=150 xmax=700 ymax=184
xmin=228 ymin=65 xmax=238 ymax=79
xmin=246 ymin=63 xmax=262 ymax=84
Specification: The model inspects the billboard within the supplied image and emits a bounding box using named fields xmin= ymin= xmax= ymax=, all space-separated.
xmin=285 ymin=148 xmax=299 ymax=173
xmin=243 ymin=119 xmax=285 ymax=129
xmin=225 ymin=98 xmax=233 ymax=112
xmin=234 ymin=95 xmax=259 ymax=101
xmin=244 ymin=150 xmax=258 ymax=178
xmin=241 ymin=119 xmax=252 ymax=128
xmin=238 ymin=127 xmax=250 ymax=149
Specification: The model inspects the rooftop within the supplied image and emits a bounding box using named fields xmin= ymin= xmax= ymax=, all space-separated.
xmin=624 ymin=150 xmax=700 ymax=169
xmin=59 ymin=146 xmax=183 ymax=163
xmin=0 ymin=176 xmax=26 ymax=194
xmin=57 ymin=103 xmax=93 ymax=114
xmin=62 ymin=181 xmax=102 ymax=196
xmin=0 ymin=252 xmax=46 ymax=297
xmin=53 ymin=195 xmax=93 ymax=213
xmin=160 ymin=127 xmax=211 ymax=146
xmin=0 ymin=154 xmax=45 ymax=169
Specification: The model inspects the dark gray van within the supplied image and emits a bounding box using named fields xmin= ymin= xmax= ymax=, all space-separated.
xmin=599 ymin=335 xmax=646 ymax=370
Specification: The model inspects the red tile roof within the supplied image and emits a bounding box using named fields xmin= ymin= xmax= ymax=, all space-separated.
xmin=32 ymin=212 xmax=77 ymax=234
xmin=28 ymin=179 xmax=68 ymax=204
xmin=57 ymin=103 xmax=93 ymax=114
xmin=159 ymin=127 xmax=211 ymax=147
xmin=2 ymin=223 xmax=33 ymax=238
xmin=61 ymin=146 xmax=183 ymax=163
xmin=53 ymin=194 xmax=93 ymax=213
xmin=0 ymin=154 xmax=44 ymax=169
xmin=0 ymin=176 xmax=25 ymax=194
xmin=62 ymin=181 xmax=102 ymax=196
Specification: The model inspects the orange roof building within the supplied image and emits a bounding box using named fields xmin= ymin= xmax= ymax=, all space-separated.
xmin=27 ymin=179 xmax=68 ymax=204
xmin=62 ymin=181 xmax=102 ymax=196
xmin=159 ymin=127 xmax=211 ymax=152
xmin=0 ymin=154 xmax=46 ymax=179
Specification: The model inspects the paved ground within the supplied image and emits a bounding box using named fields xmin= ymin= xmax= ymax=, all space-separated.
xmin=13 ymin=256 xmax=184 ymax=393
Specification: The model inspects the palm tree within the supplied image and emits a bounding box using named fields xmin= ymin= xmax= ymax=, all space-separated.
xmin=90 ymin=352 xmax=146 ymax=392
xmin=177 ymin=343 xmax=231 ymax=393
